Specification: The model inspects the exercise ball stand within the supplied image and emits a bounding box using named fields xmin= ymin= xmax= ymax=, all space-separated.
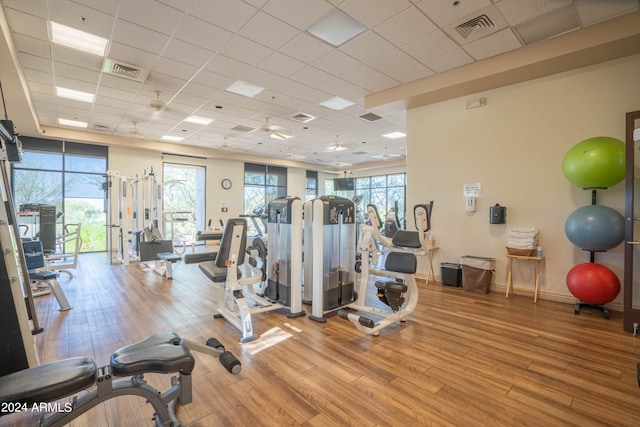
xmin=573 ymin=190 xmax=610 ymax=319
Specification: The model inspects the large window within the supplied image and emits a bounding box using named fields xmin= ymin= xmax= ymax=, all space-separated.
xmin=12 ymin=137 xmax=108 ymax=252
xmin=355 ymin=173 xmax=406 ymax=226
xmin=306 ymin=170 xmax=318 ymax=201
xmin=162 ymin=163 xmax=205 ymax=246
xmin=244 ymin=163 xmax=286 ymax=235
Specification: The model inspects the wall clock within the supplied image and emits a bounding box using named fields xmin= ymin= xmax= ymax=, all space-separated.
xmin=221 ymin=178 xmax=232 ymax=190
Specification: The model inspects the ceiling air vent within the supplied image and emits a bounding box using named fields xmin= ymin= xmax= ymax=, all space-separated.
xmin=444 ymin=6 xmax=508 ymax=45
xmin=92 ymin=124 xmax=110 ymax=131
xmin=290 ymin=112 xmax=316 ymax=123
xmin=230 ymin=124 xmax=256 ymax=133
xmin=102 ymin=58 xmax=150 ymax=82
xmin=358 ymin=112 xmax=382 ymax=122
xmin=456 ymin=14 xmax=496 ymax=40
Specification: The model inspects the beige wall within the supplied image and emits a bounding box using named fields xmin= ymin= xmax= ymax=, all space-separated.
xmin=406 ymin=53 xmax=640 ymax=306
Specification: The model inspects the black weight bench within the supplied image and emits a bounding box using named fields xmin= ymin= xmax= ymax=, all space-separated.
xmin=0 ymin=332 xmax=240 ymax=426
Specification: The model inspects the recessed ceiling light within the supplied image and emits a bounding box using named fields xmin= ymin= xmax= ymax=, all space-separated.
xmin=319 ymin=96 xmax=355 ymax=111
xmin=225 ymin=80 xmax=265 ymax=98
xmin=56 ymin=86 xmax=94 ymax=103
xmin=184 ymin=115 xmax=214 ymax=125
xmin=162 ymin=135 xmax=184 ymax=142
xmin=307 ymin=9 xmax=366 ymax=47
xmin=382 ymin=131 xmax=406 ymax=139
xmin=49 ymin=21 xmax=108 ymax=56
xmin=58 ymin=118 xmax=88 ymax=128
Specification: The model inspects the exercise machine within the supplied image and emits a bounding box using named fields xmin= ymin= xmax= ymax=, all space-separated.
xmin=0 ymin=332 xmax=240 ymax=427
xmin=196 ymin=218 xmax=283 ymax=342
xmin=23 ymin=240 xmax=71 ymax=311
xmin=264 ymin=196 xmax=304 ymax=317
xmin=303 ymin=195 xmax=357 ymax=322
xmin=104 ymin=170 xmax=140 ymax=266
xmin=340 ymin=202 xmax=433 ymax=336
xmin=0 ymin=121 xmax=42 ymax=376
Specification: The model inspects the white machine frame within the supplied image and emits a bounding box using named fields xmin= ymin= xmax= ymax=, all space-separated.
xmin=342 ymin=203 xmax=432 ymax=336
xmin=200 ymin=218 xmax=296 ymax=343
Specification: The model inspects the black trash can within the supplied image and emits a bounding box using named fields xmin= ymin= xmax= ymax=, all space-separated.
xmin=440 ymin=263 xmax=462 ymax=287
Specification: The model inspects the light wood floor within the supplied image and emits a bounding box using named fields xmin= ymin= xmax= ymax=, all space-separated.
xmin=3 ymin=252 xmax=640 ymax=426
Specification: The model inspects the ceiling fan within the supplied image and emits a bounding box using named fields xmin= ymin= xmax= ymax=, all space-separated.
xmin=334 ymin=156 xmax=352 ymax=167
xmin=261 ymin=118 xmax=293 ymax=140
xmin=128 ymin=121 xmax=142 ymax=137
xmin=373 ymin=147 xmax=402 ymax=160
xmin=149 ymin=91 xmax=166 ymax=118
xmin=285 ymin=149 xmax=305 ymax=160
xmin=326 ymin=135 xmax=347 ymax=151
xmin=219 ymin=137 xmax=231 ymax=150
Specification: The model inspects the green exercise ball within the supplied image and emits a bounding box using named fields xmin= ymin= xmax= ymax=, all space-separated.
xmin=562 ymin=136 xmax=625 ymax=189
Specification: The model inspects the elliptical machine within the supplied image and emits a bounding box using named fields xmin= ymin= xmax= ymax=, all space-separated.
xmin=340 ymin=202 xmax=433 ymax=336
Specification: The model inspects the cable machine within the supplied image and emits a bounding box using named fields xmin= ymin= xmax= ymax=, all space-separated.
xmin=0 ymin=117 xmax=40 ymax=375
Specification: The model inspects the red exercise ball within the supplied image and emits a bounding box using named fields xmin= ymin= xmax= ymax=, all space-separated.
xmin=566 ymin=262 xmax=620 ymax=305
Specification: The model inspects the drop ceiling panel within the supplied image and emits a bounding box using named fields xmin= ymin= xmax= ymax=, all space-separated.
xmin=279 ymin=33 xmax=333 ymax=64
xmin=111 ymin=19 xmax=169 ymax=55
xmin=496 ymin=0 xmax=572 ymax=26
xmin=262 ymin=0 xmax=333 ymax=31
xmin=12 ymin=33 xmax=51 ymax=58
xmin=162 ymin=38 xmax=215 ymax=68
xmin=47 ymin=0 xmax=116 ymax=39
xmin=368 ymin=49 xmax=422 ymax=76
xmin=290 ymin=65 xmax=334 ymax=87
xmin=173 ymin=15 xmax=232 ymax=52
xmin=402 ymin=30 xmax=459 ymax=64
xmin=190 ymin=69 xmax=235 ymax=91
xmin=258 ymin=51 xmax=307 ymax=77
xmin=575 ymin=0 xmax=639 ymax=26
xmin=117 ymin=0 xmax=182 ymax=36
xmin=313 ymin=49 xmax=361 ymax=76
xmin=189 ymin=0 xmax=257 ymax=32
xmin=4 ymin=9 xmax=47 ymax=40
xmin=54 ymin=65 xmax=100 ymax=86
xmin=220 ymin=35 xmax=274 ymax=66
xmin=392 ymin=63 xmax=434 ymax=83
xmin=341 ymin=0 xmax=412 ymax=28
xmin=424 ymin=48 xmax=473 ymax=73
xmin=239 ymin=11 xmax=299 ymax=50
xmin=72 ymin=0 xmax=120 ymax=15
xmin=1 ymin=0 xmax=46 ymax=17
xmin=339 ymin=30 xmax=395 ymax=63
xmin=107 ymin=43 xmax=158 ymax=69
xmin=373 ymin=6 xmax=438 ymax=46
xmin=240 ymin=67 xmax=285 ymax=90
xmin=416 ymin=0 xmax=492 ymax=27
xmin=463 ymin=28 xmax=523 ymax=60
xmin=17 ymin=52 xmax=52 ymax=73
xmin=152 ymin=57 xmax=198 ymax=81
xmin=341 ymin=64 xmax=387 ymax=87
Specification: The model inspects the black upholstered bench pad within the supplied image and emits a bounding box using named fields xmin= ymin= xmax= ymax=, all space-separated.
xmin=0 ymin=357 xmax=97 ymax=405
xmin=184 ymin=252 xmax=217 ymax=264
xmin=156 ymin=252 xmax=181 ymax=262
xmin=384 ymin=251 xmax=417 ymax=274
xmin=198 ymin=260 xmax=229 ymax=283
xmin=110 ymin=332 xmax=195 ymax=376
xmin=392 ymin=230 xmax=422 ymax=249
xmin=375 ymin=279 xmax=408 ymax=293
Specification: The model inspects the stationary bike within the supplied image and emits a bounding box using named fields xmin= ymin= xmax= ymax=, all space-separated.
xmin=340 ymin=202 xmax=433 ymax=336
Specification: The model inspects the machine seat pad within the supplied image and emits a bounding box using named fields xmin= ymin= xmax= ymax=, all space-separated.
xmin=384 ymin=251 xmax=417 ymax=274
xmin=184 ymin=252 xmax=217 ymax=264
xmin=110 ymin=332 xmax=195 ymax=377
xmin=156 ymin=252 xmax=181 ymax=262
xmin=30 ymin=271 xmax=58 ymax=281
xmin=198 ymin=261 xmax=242 ymax=283
xmin=0 ymin=357 xmax=97 ymax=405
xmin=391 ymin=230 xmax=422 ymax=249
xmin=375 ymin=279 xmax=408 ymax=293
